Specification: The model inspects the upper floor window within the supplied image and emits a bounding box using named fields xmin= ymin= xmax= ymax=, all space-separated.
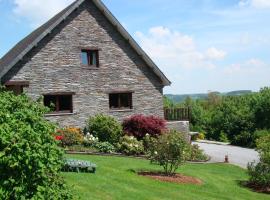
xmin=5 ymin=81 xmax=29 ymax=95
xmin=81 ymin=49 xmax=99 ymax=67
xmin=109 ymin=92 xmax=133 ymax=110
xmin=44 ymin=93 xmax=73 ymax=114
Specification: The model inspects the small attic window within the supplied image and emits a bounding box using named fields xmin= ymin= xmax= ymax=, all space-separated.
xmin=81 ymin=50 xmax=99 ymax=67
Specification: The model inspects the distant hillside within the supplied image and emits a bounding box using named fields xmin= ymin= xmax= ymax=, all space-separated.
xmin=165 ymin=90 xmax=253 ymax=103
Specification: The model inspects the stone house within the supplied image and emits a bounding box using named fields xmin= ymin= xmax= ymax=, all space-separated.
xmin=0 ymin=0 xmax=171 ymax=127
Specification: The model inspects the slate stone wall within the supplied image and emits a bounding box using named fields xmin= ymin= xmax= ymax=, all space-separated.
xmin=5 ymin=1 xmax=165 ymax=127
xmin=166 ymin=121 xmax=190 ymax=140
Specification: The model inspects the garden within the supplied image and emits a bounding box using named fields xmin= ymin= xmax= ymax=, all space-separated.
xmin=0 ymin=88 xmax=269 ymax=199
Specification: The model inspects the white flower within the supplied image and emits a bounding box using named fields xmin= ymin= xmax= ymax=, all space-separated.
xmin=154 ymin=151 xmax=158 ymax=155
xmin=145 ymin=133 xmax=150 ymax=137
xmin=134 ymin=144 xmax=139 ymax=148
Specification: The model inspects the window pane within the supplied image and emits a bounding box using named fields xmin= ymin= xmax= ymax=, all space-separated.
xmin=44 ymin=95 xmax=57 ymax=111
xmin=109 ymin=93 xmax=132 ymax=109
xmin=91 ymin=51 xmax=97 ymax=65
xmin=81 ymin=51 xmax=88 ymax=65
xmin=119 ymin=93 xmax=130 ymax=108
xmin=59 ymin=95 xmax=72 ymax=112
xmin=109 ymin=94 xmax=119 ymax=109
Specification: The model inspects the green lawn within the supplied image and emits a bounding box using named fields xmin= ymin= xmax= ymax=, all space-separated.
xmin=64 ymin=155 xmax=270 ymax=200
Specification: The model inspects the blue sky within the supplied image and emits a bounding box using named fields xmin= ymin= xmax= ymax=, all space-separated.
xmin=0 ymin=0 xmax=270 ymax=94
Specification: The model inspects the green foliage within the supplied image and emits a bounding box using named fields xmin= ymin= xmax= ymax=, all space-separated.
xmin=0 ymin=90 xmax=73 ymax=199
xmin=116 ymin=136 xmax=144 ymax=155
xmin=148 ymin=130 xmax=190 ymax=175
xmin=166 ymin=87 xmax=270 ymax=147
xmin=254 ymin=87 xmax=270 ymax=130
xmin=58 ymin=127 xmax=84 ymax=147
xmin=247 ymin=135 xmax=270 ymax=190
xmin=256 ymin=135 xmax=270 ymax=164
xmin=95 ymin=142 xmax=115 ymax=153
xmin=189 ymin=144 xmax=208 ymax=161
xmin=87 ymin=114 xmax=123 ymax=144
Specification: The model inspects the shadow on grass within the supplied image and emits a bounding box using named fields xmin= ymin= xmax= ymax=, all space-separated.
xmin=237 ymin=180 xmax=270 ymax=194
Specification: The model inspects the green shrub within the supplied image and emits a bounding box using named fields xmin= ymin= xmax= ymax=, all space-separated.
xmin=148 ymin=130 xmax=190 ymax=176
xmin=142 ymin=133 xmax=153 ymax=153
xmin=116 ymin=136 xmax=144 ymax=155
xmin=247 ymin=135 xmax=270 ymax=190
xmin=95 ymin=142 xmax=115 ymax=153
xmin=233 ymin=131 xmax=253 ymax=147
xmin=189 ymin=144 xmax=208 ymax=161
xmin=87 ymin=114 xmax=123 ymax=144
xmin=219 ymin=132 xmax=229 ymax=143
xmin=0 ymin=90 xmax=72 ymax=199
xmin=253 ymin=130 xmax=270 ymax=144
xmin=256 ymin=135 xmax=270 ymax=164
xmin=247 ymin=162 xmax=270 ymax=189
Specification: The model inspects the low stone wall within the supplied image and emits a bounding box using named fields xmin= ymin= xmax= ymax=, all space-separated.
xmin=166 ymin=121 xmax=190 ymax=141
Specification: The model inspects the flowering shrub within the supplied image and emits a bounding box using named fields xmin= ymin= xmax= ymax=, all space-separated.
xmin=55 ymin=135 xmax=64 ymax=141
xmin=148 ymin=130 xmax=190 ymax=176
xmin=116 ymin=136 xmax=144 ymax=155
xmin=57 ymin=127 xmax=83 ymax=147
xmin=87 ymin=114 xmax=123 ymax=144
xmin=122 ymin=115 xmax=166 ymax=140
xmin=95 ymin=142 xmax=115 ymax=153
xmin=83 ymin=132 xmax=99 ymax=147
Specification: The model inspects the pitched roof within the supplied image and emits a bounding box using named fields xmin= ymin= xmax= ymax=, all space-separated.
xmin=0 ymin=0 xmax=171 ymax=86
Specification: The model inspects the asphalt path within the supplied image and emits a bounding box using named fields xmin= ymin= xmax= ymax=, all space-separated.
xmin=193 ymin=141 xmax=259 ymax=168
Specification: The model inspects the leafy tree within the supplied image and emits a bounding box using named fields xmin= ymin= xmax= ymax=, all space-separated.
xmin=254 ymin=87 xmax=270 ymax=130
xmin=0 ymin=89 xmax=72 ymax=199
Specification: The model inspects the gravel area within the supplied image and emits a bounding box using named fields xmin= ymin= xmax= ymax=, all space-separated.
xmin=193 ymin=141 xmax=259 ymax=168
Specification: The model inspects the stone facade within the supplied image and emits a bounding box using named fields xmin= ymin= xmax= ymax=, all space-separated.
xmin=4 ymin=1 xmax=165 ymax=127
xmin=166 ymin=121 xmax=190 ymax=141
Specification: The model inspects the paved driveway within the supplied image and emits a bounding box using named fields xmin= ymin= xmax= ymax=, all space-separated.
xmin=193 ymin=141 xmax=259 ymax=168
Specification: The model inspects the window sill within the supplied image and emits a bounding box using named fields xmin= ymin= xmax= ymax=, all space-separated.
xmin=109 ymin=109 xmax=134 ymax=113
xmin=45 ymin=112 xmax=76 ymax=117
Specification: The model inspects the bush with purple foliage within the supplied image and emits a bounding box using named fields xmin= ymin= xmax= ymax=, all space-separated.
xmin=122 ymin=115 xmax=166 ymax=140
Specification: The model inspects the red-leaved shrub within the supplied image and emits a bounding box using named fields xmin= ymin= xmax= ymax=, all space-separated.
xmin=122 ymin=115 xmax=167 ymax=140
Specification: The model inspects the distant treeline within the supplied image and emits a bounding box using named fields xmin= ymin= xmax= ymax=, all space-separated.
xmin=165 ymin=90 xmax=253 ymax=103
xmin=164 ymin=88 xmax=270 ymax=147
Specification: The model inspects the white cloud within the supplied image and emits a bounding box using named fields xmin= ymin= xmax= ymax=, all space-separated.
xmin=205 ymin=47 xmax=227 ymax=60
xmin=239 ymin=0 xmax=270 ymax=9
xmin=135 ymin=26 xmax=226 ymax=70
xmin=224 ymin=58 xmax=267 ymax=74
xmin=13 ymin=0 xmax=74 ymax=27
xmin=251 ymin=0 xmax=270 ymax=8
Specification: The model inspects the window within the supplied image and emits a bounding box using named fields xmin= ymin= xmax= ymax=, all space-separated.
xmin=81 ymin=50 xmax=99 ymax=67
xmin=44 ymin=94 xmax=73 ymax=113
xmin=109 ymin=93 xmax=132 ymax=110
xmin=5 ymin=85 xmax=23 ymax=95
xmin=5 ymin=81 xmax=29 ymax=95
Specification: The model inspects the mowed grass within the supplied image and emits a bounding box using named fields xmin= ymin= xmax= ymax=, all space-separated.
xmin=63 ymin=155 xmax=270 ymax=200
